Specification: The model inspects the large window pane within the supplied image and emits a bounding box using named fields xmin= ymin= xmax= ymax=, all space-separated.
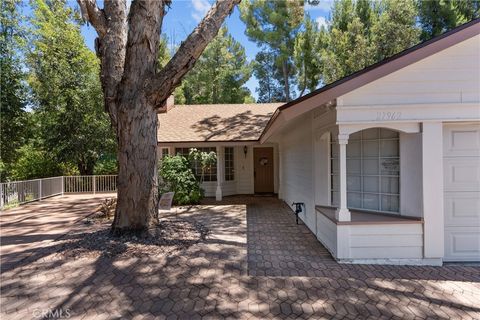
xmin=347 ymin=141 xmax=361 ymax=157
xmin=380 ymin=158 xmax=399 ymax=175
xmin=381 ymin=177 xmax=399 ymax=194
xmin=347 ymin=176 xmax=361 ymax=192
xmin=224 ymin=147 xmax=234 ymax=181
xmin=348 ymin=192 xmax=362 ymax=208
xmin=347 ymin=159 xmax=361 ymax=174
xmin=363 ymin=193 xmax=380 ymax=210
xmin=175 ymin=147 xmax=217 ymax=182
xmin=382 ymin=195 xmax=399 ymax=212
xmin=363 ymin=141 xmax=379 ymax=157
xmin=380 ymin=140 xmax=399 ymax=157
xmin=363 ymin=159 xmax=379 ymax=175
xmin=331 ymin=128 xmax=400 ymax=213
xmin=362 ymin=128 xmax=379 ymax=139
xmin=380 ymin=129 xmax=399 ymax=139
xmin=363 ymin=176 xmax=379 ymax=193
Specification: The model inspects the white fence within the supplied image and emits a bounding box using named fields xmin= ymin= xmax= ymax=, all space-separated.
xmin=0 ymin=175 xmax=117 ymax=209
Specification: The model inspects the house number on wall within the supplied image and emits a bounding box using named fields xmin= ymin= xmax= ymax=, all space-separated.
xmin=376 ymin=111 xmax=401 ymax=121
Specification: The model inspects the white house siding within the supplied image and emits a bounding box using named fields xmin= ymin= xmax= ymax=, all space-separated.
xmin=344 ymin=224 xmax=424 ymax=261
xmin=316 ymin=213 xmax=337 ymax=256
xmin=235 ymin=145 xmax=254 ymax=194
xmin=340 ymin=35 xmax=480 ymax=107
xmin=399 ymin=133 xmax=423 ymax=218
xmin=279 ymin=113 xmax=316 ymax=234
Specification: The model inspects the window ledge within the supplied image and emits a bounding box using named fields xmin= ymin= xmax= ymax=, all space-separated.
xmin=315 ymin=205 xmax=423 ymax=225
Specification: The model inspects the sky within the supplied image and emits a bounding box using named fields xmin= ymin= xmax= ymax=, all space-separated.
xmin=78 ymin=0 xmax=334 ymax=100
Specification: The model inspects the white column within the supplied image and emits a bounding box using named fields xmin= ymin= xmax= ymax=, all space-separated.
xmin=216 ymin=146 xmax=224 ymax=201
xmin=277 ymin=143 xmax=283 ymax=199
xmin=336 ymin=134 xmax=351 ymax=221
xmin=422 ymin=122 xmax=444 ymax=259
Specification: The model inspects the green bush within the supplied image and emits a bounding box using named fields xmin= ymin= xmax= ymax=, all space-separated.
xmin=159 ymin=155 xmax=203 ymax=205
xmin=94 ymin=154 xmax=118 ymax=175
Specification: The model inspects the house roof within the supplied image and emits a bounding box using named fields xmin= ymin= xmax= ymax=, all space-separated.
xmin=157 ymin=19 xmax=479 ymax=145
xmin=260 ymin=18 xmax=480 ymax=142
xmin=157 ymin=103 xmax=282 ymax=143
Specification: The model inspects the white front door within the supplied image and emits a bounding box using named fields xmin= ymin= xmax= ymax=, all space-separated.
xmin=443 ymin=123 xmax=480 ymax=262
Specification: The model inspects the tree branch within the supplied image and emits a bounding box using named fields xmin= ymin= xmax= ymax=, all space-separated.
xmin=77 ymin=0 xmax=128 ymax=127
xmin=77 ymin=0 xmax=107 ymax=38
xmin=147 ymin=0 xmax=241 ymax=107
xmin=118 ymin=0 xmax=167 ymax=104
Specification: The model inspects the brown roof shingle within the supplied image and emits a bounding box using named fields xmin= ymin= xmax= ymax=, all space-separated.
xmin=157 ymin=103 xmax=282 ymax=143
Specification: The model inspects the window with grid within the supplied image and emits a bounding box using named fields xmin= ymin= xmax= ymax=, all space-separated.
xmin=175 ymin=147 xmax=217 ymax=182
xmin=224 ymin=147 xmax=234 ymax=181
xmin=161 ymin=147 xmax=169 ymax=159
xmin=331 ymin=128 xmax=400 ymax=213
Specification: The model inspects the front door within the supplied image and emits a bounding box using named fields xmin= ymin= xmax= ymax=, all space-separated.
xmin=254 ymin=147 xmax=274 ymax=193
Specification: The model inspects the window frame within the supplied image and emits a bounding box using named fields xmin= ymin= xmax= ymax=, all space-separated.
xmin=224 ymin=147 xmax=235 ymax=181
xmin=175 ymin=147 xmax=217 ymax=182
xmin=330 ymin=128 xmax=400 ymax=214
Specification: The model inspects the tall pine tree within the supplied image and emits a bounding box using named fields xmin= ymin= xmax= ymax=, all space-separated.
xmin=177 ymin=27 xmax=253 ymax=104
xmin=240 ymin=0 xmax=304 ymax=102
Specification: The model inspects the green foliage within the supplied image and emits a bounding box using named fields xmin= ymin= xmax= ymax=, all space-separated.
xmin=159 ymin=155 xmax=203 ymax=205
xmin=174 ymin=27 xmax=254 ymax=104
xmin=418 ymin=0 xmax=480 ymax=41
xmin=94 ymin=154 xmax=118 ymax=175
xmin=293 ymin=14 xmax=325 ymax=96
xmin=9 ymin=144 xmax=63 ymax=180
xmin=27 ymin=0 xmax=115 ymax=175
xmin=0 ymin=0 xmax=29 ymax=181
xmin=371 ymin=0 xmax=420 ymax=61
xmin=252 ymin=51 xmax=286 ymax=103
xmin=322 ymin=0 xmax=420 ymax=84
xmin=188 ymin=148 xmax=217 ymax=183
xmin=240 ymin=0 xmax=304 ymax=101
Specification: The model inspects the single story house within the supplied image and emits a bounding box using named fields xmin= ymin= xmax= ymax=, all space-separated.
xmin=158 ymin=19 xmax=480 ymax=265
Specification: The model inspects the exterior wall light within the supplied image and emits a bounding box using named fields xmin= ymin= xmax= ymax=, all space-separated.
xmin=243 ymin=146 xmax=248 ymax=158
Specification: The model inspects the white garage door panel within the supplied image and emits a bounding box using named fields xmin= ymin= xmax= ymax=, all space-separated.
xmin=443 ymin=123 xmax=480 ymax=262
xmin=444 ymin=192 xmax=480 ymax=227
xmin=443 ymin=124 xmax=480 ymax=156
xmin=443 ymin=158 xmax=480 ymax=191
xmin=445 ymin=228 xmax=480 ymax=261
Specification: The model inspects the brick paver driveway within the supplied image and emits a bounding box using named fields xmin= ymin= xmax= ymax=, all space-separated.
xmin=1 ymin=195 xmax=479 ymax=319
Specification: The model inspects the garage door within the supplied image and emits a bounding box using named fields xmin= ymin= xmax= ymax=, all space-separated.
xmin=443 ymin=123 xmax=480 ymax=262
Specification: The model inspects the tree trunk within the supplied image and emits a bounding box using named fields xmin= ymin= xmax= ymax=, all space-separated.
xmin=77 ymin=0 xmax=241 ymax=234
xmin=112 ymin=94 xmax=159 ymax=233
xmin=282 ymin=60 xmax=290 ymax=102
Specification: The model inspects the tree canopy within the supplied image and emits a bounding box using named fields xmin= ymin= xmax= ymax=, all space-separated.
xmin=240 ymin=0 xmax=304 ymax=102
xmin=0 ymin=0 xmax=29 ymax=181
xmin=27 ymin=0 xmax=115 ymax=176
xmin=174 ymin=27 xmax=254 ymax=104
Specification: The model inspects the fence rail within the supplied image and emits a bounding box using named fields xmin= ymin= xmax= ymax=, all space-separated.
xmin=0 ymin=175 xmax=117 ymax=209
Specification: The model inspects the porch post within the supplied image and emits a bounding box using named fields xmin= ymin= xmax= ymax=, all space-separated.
xmin=216 ymin=146 xmax=224 ymax=201
xmin=422 ymin=122 xmax=444 ymax=259
xmin=336 ymin=134 xmax=351 ymax=221
xmin=277 ymin=144 xmax=283 ymax=199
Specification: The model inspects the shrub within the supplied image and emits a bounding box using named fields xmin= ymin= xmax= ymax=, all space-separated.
xmin=159 ymin=155 xmax=203 ymax=205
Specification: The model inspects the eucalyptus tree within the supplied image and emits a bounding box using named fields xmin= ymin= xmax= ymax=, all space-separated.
xmin=76 ymin=0 xmax=240 ymax=232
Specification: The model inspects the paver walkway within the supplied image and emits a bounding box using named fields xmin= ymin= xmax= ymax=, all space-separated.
xmin=1 ymin=195 xmax=479 ymax=319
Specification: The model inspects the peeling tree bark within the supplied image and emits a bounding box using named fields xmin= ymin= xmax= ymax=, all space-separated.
xmin=77 ymin=0 xmax=240 ymax=233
